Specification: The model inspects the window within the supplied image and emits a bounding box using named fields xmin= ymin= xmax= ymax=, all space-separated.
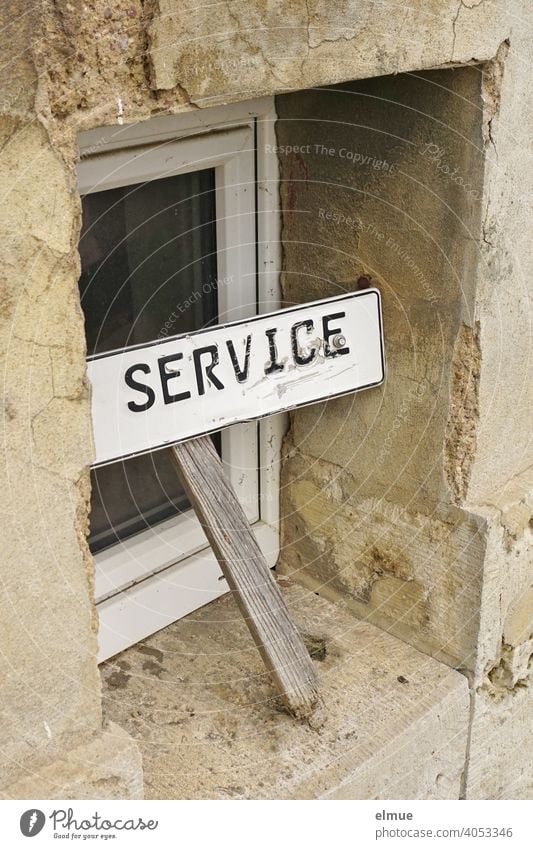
xmin=77 ymin=99 xmax=283 ymax=661
xmin=80 ymin=169 xmax=218 ymax=554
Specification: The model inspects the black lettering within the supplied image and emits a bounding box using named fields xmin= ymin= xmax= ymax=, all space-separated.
xmin=227 ymin=336 xmax=251 ymax=382
xmin=158 ymin=352 xmax=191 ymax=405
xmin=322 ymin=312 xmax=350 ymax=358
xmin=125 ymin=363 xmax=155 ymax=412
xmin=290 ymin=319 xmax=317 ymax=365
xmin=264 ymin=327 xmax=284 ymax=374
xmin=193 ymin=345 xmax=224 ymax=395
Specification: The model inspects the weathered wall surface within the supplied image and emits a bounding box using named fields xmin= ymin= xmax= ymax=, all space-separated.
xmin=101 ymin=581 xmax=470 ymax=800
xmin=467 ymin=490 xmax=533 ymax=798
xmin=275 ymin=45 xmax=532 ymax=798
xmin=0 ymin=0 xmax=530 ymax=799
xmin=0 ymin=1 xmax=144 ymax=797
xmin=464 ymin=17 xmax=533 ymax=784
xmin=468 ymin=39 xmax=533 ymax=503
xmin=276 ymin=69 xmax=484 ymax=513
xmin=276 ymin=68 xmax=488 ymax=669
xmin=0 ymin=117 xmax=102 ymax=788
xmin=147 ymin=0 xmax=509 ymax=100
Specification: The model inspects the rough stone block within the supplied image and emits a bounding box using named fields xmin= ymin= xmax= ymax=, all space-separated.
xmin=279 ymin=448 xmax=487 ymax=672
xmin=1 ymin=723 xmax=143 ymax=800
xmin=147 ymin=0 xmax=509 ymax=101
xmin=466 ymin=688 xmax=533 ymax=799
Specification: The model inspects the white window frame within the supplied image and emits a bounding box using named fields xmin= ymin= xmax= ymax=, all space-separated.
xmin=77 ymin=98 xmax=284 ymax=662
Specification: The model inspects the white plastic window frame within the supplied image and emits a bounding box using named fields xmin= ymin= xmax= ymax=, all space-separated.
xmin=77 ymin=98 xmax=284 ymax=662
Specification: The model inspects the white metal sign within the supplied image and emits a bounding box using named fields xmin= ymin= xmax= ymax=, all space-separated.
xmin=88 ymin=290 xmax=385 ymax=466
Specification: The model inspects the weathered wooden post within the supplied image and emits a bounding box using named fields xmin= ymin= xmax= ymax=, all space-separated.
xmin=172 ymin=436 xmax=319 ymax=718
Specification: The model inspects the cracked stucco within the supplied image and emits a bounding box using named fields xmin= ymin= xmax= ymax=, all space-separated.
xmin=147 ymin=0 xmax=511 ymax=101
xmin=444 ymin=323 xmax=481 ymax=504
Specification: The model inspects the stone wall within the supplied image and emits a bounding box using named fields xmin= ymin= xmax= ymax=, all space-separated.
xmin=276 ymin=58 xmax=532 ymax=800
xmin=0 ymin=0 xmax=530 ymax=799
xmin=276 ymin=68 xmax=487 ymax=669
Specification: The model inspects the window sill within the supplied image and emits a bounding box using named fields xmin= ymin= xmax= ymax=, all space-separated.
xmin=96 ymin=520 xmax=278 ymax=662
xmin=100 ymin=578 xmax=470 ymax=799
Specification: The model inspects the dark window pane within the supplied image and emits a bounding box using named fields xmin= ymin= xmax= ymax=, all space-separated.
xmin=89 ymin=434 xmax=221 ymax=554
xmin=79 ymin=169 xmax=217 ymax=353
xmin=79 ymin=168 xmax=218 ymax=553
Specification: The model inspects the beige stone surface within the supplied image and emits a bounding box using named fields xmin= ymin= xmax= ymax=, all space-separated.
xmin=275 ymin=67 xmax=485 ymax=517
xmin=473 ymin=478 xmax=533 ymax=684
xmin=466 ymin=687 xmax=533 ymax=800
xmin=0 ymin=116 xmax=104 ymax=787
xmin=100 ymin=582 xmax=470 ymax=800
xmin=279 ymin=451 xmax=487 ymax=672
xmin=274 ymin=68 xmax=490 ymax=675
xmin=1 ymin=723 xmax=143 ymax=800
xmin=465 ymin=483 xmax=532 ymax=800
xmin=466 ymin=27 xmax=533 ymax=503
xmin=147 ymin=0 xmax=509 ymax=100
xmin=273 ymin=50 xmax=532 ymax=797
xmin=0 ymin=4 xmax=143 ymax=795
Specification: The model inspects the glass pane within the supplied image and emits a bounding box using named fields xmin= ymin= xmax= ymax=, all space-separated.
xmin=79 ymin=168 xmax=218 ymax=553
